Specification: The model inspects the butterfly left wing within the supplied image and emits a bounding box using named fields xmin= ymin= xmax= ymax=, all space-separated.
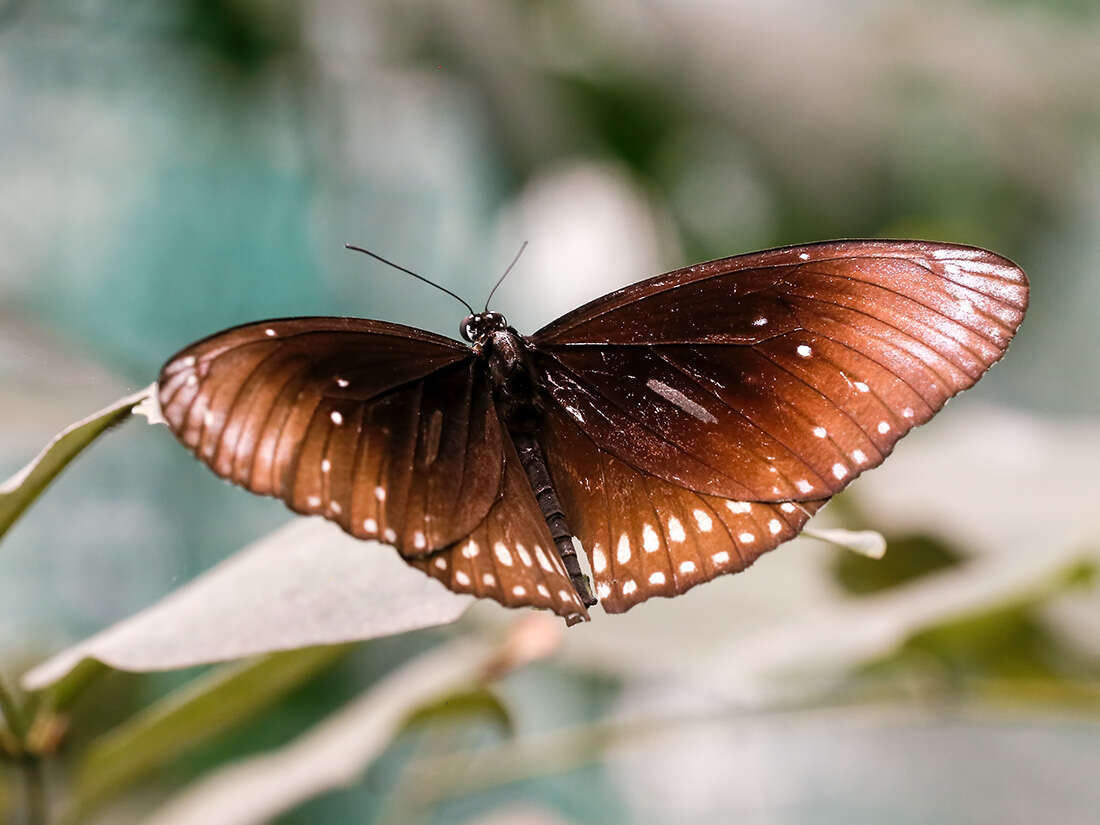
xmin=541 ymin=404 xmax=821 ymax=613
xmin=157 ymin=317 xmax=504 ymax=556
xmin=529 ymin=240 xmax=1028 ymax=504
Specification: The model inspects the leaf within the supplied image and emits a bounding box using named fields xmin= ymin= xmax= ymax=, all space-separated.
xmin=62 ymin=645 xmax=351 ymax=824
xmin=803 ymin=527 xmax=887 ymax=559
xmin=0 ymin=384 xmax=155 ymax=541
xmin=143 ymin=617 xmax=560 ymax=825
xmin=404 ymin=686 xmax=513 ymax=735
xmin=21 ymin=518 xmax=474 ymax=690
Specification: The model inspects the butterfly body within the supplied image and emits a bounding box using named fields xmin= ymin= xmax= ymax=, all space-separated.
xmin=158 ymin=240 xmax=1028 ymax=624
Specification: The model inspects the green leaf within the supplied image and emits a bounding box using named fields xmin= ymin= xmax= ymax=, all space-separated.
xmin=21 ymin=518 xmax=473 ymax=690
xmin=0 ymin=385 xmax=155 ymax=541
xmin=142 ymin=618 xmax=560 ymax=825
xmin=404 ymin=686 xmax=513 ymax=736
xmin=61 ymin=645 xmax=351 ymax=824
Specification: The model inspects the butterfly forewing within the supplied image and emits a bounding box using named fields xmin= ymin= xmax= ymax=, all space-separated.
xmin=158 ymin=318 xmax=504 ymax=555
xmin=531 ymin=241 xmax=1028 ymax=504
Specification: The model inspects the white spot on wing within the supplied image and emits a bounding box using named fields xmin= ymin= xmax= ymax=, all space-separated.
xmin=795 ymin=479 xmax=813 ymax=494
xmin=413 ymin=531 xmax=426 ymax=550
xmin=645 ymin=379 xmax=718 ymax=423
xmin=264 ymin=328 xmax=276 ymax=337
xmin=642 ymin=524 xmax=660 ymax=552
xmin=329 ymin=502 xmax=342 ymax=515
xmin=798 ymin=252 xmax=810 ymax=260
xmin=693 ymin=509 xmax=713 ymax=532
xmin=462 ymin=540 xmax=480 ymax=558
xmin=374 ymin=486 xmax=386 ymax=501
xmin=902 ymin=407 xmax=914 ymax=418
xmin=726 ymin=501 xmax=751 ymax=514
xmin=712 ymin=550 xmax=731 ymax=565
xmin=335 ymin=377 xmax=349 ymax=388
xmin=494 ymin=542 xmax=513 ymax=566
xmin=668 ymin=517 xmax=686 ymax=543
xmin=878 ymin=421 xmax=891 ymax=434
xmin=780 ymin=503 xmax=796 ymax=513
xmin=482 ymin=573 xmax=495 ymax=586
xmin=455 ymin=571 xmax=470 ymax=586
xmin=852 ymin=449 xmax=868 ymax=464
xmin=535 ymin=545 xmax=553 ymax=571
xmin=383 ymin=527 xmax=396 ymax=542
xmin=363 ymin=518 xmax=377 ymax=533
xmin=321 ymin=459 xmax=331 ymax=473
xmin=752 ymin=317 xmax=768 ymax=326
xmin=537 ymin=584 xmax=550 ymax=598
xmin=679 ymin=560 xmax=696 ymax=574
xmin=622 ymin=580 xmax=637 ymax=595
xmin=768 ymin=519 xmax=782 ymax=535
xmin=738 ymin=532 xmax=755 ymax=543
xmin=797 ymin=344 xmax=812 ymax=357
xmin=516 ymin=543 xmax=533 ymax=567
xmin=854 ymin=381 xmax=869 ymax=393
xmin=330 ymin=411 xmax=343 ymax=425
xmin=306 ymin=496 xmax=321 ymax=508
xmin=434 ymin=557 xmax=447 ymax=570
xmin=649 ymin=571 xmax=665 ymax=585
xmin=813 ymin=426 xmax=827 ymax=438
xmin=832 ymin=462 xmax=849 ymax=480
xmin=512 ymin=585 xmax=526 ymax=597
xmin=592 ymin=545 xmax=607 ymax=573
xmin=596 ymin=582 xmax=611 ymax=599
xmin=617 ymin=534 xmax=631 ymax=564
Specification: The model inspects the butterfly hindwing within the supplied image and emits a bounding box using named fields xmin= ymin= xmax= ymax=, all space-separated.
xmin=158 ymin=318 xmax=505 ymax=556
xmin=530 ymin=241 xmax=1028 ymax=504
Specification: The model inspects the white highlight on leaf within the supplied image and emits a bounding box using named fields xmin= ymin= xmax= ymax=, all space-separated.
xmin=649 ymin=571 xmax=665 ymax=585
xmin=622 ymin=580 xmax=637 ymax=595
xmin=667 ymin=517 xmax=686 ymax=543
xmin=330 ymin=411 xmax=344 ymax=426
xmin=494 ymin=543 xmax=513 ymax=566
xmin=693 ymin=509 xmax=713 ymax=532
xmin=796 ymin=344 xmax=812 ymax=357
xmin=642 ymin=524 xmax=660 ymax=552
xmin=712 ymin=550 xmax=731 ymax=565
xmin=645 ymin=379 xmax=718 ymax=423
xmin=617 ymin=534 xmax=631 ymax=564
xmin=462 ymin=541 xmax=480 ymax=559
xmin=832 ymin=462 xmax=849 ymax=480
xmin=679 ymin=560 xmax=696 ymax=574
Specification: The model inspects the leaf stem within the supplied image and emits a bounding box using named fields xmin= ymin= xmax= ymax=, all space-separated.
xmin=0 ymin=673 xmax=48 ymax=825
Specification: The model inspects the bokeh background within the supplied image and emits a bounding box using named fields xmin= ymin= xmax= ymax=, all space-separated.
xmin=2 ymin=1 xmax=1100 ymax=823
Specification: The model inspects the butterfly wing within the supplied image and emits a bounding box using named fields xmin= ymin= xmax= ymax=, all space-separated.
xmin=412 ymin=436 xmax=591 ymax=623
xmin=157 ymin=317 xmax=505 ymax=556
xmin=541 ymin=405 xmax=821 ymax=613
xmin=530 ymin=240 xmax=1029 ymax=503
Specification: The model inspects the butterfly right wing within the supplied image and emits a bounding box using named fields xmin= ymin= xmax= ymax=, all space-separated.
xmin=157 ymin=317 xmax=505 ymax=557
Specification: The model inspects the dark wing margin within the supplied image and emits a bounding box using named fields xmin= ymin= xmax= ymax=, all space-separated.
xmin=530 ymin=240 xmax=1028 ymax=504
xmin=158 ymin=317 xmax=504 ymax=556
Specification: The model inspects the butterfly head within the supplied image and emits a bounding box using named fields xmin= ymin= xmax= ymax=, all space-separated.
xmin=460 ymin=311 xmax=509 ymax=344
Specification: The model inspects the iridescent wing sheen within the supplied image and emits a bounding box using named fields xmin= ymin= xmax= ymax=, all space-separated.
xmin=412 ymin=437 xmax=590 ymax=623
xmin=530 ymin=240 xmax=1028 ymax=504
xmin=541 ymin=404 xmax=821 ymax=613
xmin=157 ymin=317 xmax=504 ymax=557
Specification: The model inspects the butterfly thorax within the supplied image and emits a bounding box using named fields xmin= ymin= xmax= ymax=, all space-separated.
xmin=482 ymin=327 xmax=544 ymax=435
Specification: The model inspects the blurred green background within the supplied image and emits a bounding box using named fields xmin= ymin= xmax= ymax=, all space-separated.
xmin=2 ymin=1 xmax=1100 ymax=823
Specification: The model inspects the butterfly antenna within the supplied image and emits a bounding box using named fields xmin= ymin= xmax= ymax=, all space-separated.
xmin=345 ymin=243 xmax=475 ymax=315
xmin=484 ymin=241 xmax=528 ymax=312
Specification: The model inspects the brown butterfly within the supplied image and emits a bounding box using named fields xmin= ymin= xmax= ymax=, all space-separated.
xmin=157 ymin=240 xmax=1028 ymax=625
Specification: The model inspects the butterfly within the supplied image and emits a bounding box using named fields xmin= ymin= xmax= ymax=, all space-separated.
xmin=156 ymin=240 xmax=1028 ymax=625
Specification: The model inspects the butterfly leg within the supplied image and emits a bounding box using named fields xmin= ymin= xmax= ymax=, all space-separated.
xmin=511 ymin=432 xmax=597 ymax=615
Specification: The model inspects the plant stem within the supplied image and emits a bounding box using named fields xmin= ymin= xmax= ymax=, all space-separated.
xmin=1 ymin=674 xmax=47 ymax=825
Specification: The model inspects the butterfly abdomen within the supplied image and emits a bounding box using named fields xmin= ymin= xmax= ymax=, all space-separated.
xmin=483 ymin=328 xmax=596 ymax=614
